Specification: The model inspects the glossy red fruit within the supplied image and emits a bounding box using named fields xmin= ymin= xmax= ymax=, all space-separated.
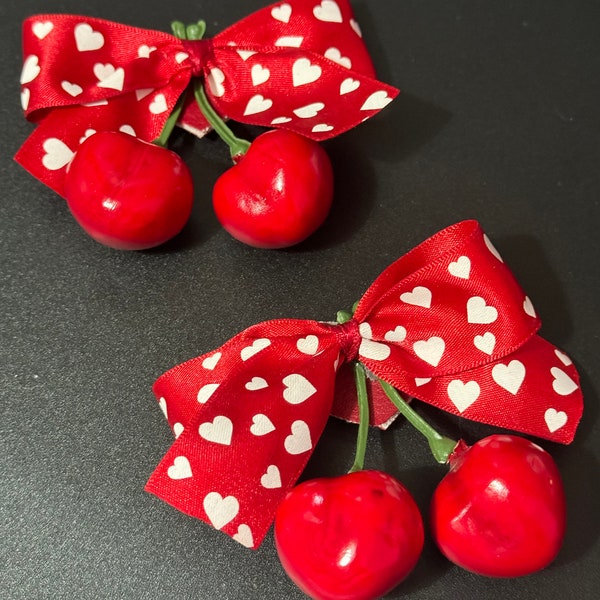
xmin=64 ymin=131 xmax=194 ymax=250
xmin=212 ymin=130 xmax=334 ymax=249
xmin=274 ymin=470 xmax=424 ymax=600
xmin=430 ymin=435 xmax=566 ymax=577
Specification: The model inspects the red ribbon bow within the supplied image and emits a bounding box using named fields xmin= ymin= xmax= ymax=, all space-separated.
xmin=16 ymin=0 xmax=398 ymax=198
xmin=145 ymin=220 xmax=583 ymax=549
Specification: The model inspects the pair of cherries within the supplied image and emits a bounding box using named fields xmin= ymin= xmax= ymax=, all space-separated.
xmin=274 ymin=370 xmax=566 ymax=600
xmin=65 ymin=128 xmax=333 ymax=251
xmin=64 ymin=21 xmax=333 ymax=252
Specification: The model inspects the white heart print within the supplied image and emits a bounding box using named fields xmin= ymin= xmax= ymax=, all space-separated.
xmin=233 ymin=524 xmax=254 ymax=548
xmin=251 ymin=64 xmax=270 ymax=86
xmin=199 ymin=415 xmax=233 ymax=445
xmin=138 ymin=45 xmax=156 ymax=58
xmin=149 ymin=93 xmax=168 ymax=115
xmin=21 ymin=55 xmax=41 ymax=85
xmin=297 ymin=335 xmax=319 ymax=355
xmin=340 ymin=78 xmax=360 ymax=95
xmin=484 ymin=234 xmax=503 ymax=262
xmin=285 ymin=420 xmax=312 ymax=454
xmin=21 ymin=88 xmax=30 ymax=111
xmin=74 ymin=23 xmax=105 ymax=52
xmin=271 ymin=4 xmax=292 ymax=23
xmin=447 ymin=380 xmax=480 ymax=413
xmin=33 ymin=21 xmax=54 ymax=40
xmin=241 ymin=338 xmax=271 ymax=360
xmin=358 ymin=322 xmax=391 ymax=361
xmin=94 ymin=63 xmax=125 ymax=91
xmin=245 ymin=377 xmax=268 ymax=391
xmin=158 ymin=397 xmax=168 ymax=418
xmin=492 ymin=360 xmax=526 ymax=395
xmin=350 ymin=19 xmax=362 ymax=37
xmin=523 ymin=296 xmax=536 ymax=318
xmin=275 ymin=36 xmax=304 ymax=48
xmin=236 ymin=49 xmax=257 ymax=61
xmin=313 ymin=0 xmax=343 ymax=23
xmin=292 ymin=58 xmax=322 ymax=86
xmin=324 ymin=48 xmax=351 ymax=68
xmin=208 ymin=68 xmax=226 ymax=97
xmin=173 ymin=422 xmax=184 ymax=439
xmin=361 ymin=91 xmax=392 ymax=111
xmin=413 ymin=336 xmax=445 ymax=367
xmin=61 ymin=81 xmax=83 ymax=97
xmin=244 ymin=95 xmax=273 ymax=116
xmin=202 ymin=352 xmax=222 ymax=370
xmin=79 ymin=129 xmax=96 ymax=145
xmin=293 ymin=103 xmax=325 ymax=118
xmin=554 ymin=349 xmax=572 ymax=366
xmin=384 ymin=326 xmax=407 ymax=343
xmin=261 ymin=465 xmax=282 ymax=488
xmin=167 ymin=456 xmax=192 ymax=480
xmin=283 ymin=374 xmax=317 ymax=404
xmin=197 ymin=383 xmax=220 ymax=404
xmin=42 ymin=138 xmax=74 ymax=171
xmin=203 ymin=492 xmax=239 ymax=530
xmin=467 ymin=296 xmax=498 ymax=324
xmin=135 ymin=88 xmax=154 ymax=101
xmin=312 ymin=124 xmax=334 ymax=133
xmin=544 ymin=408 xmax=567 ymax=433
xmin=474 ymin=332 xmax=496 ymax=354
xmin=448 ymin=256 xmax=471 ymax=279
xmin=551 ymin=367 xmax=578 ymax=396
xmin=400 ymin=286 xmax=432 ymax=308
xmin=250 ymin=414 xmax=275 ymax=436
xmin=272 ymin=116 xmax=292 ymax=125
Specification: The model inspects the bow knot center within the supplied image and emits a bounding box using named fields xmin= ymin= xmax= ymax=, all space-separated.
xmin=334 ymin=318 xmax=361 ymax=364
xmin=181 ymin=39 xmax=214 ymax=77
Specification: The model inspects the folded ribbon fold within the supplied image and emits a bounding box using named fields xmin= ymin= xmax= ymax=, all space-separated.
xmin=16 ymin=0 xmax=399 ymax=197
xmin=146 ymin=220 xmax=583 ymax=548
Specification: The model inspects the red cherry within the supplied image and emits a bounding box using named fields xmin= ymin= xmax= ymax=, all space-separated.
xmin=212 ymin=130 xmax=334 ymax=249
xmin=430 ymin=435 xmax=566 ymax=577
xmin=274 ymin=470 xmax=424 ymax=600
xmin=64 ymin=131 xmax=194 ymax=250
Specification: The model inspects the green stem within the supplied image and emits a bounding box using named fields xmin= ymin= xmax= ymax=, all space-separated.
xmin=348 ymin=362 xmax=370 ymax=473
xmin=379 ymin=380 xmax=458 ymax=464
xmin=193 ymin=83 xmax=251 ymax=160
xmin=154 ymin=90 xmax=188 ymax=148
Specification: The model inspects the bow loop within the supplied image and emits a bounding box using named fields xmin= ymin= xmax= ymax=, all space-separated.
xmin=20 ymin=15 xmax=189 ymax=120
xmin=147 ymin=319 xmax=343 ymax=548
xmin=356 ymin=221 xmax=540 ymax=379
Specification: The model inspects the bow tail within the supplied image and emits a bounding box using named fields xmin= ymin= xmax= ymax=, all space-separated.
xmin=15 ymin=84 xmax=187 ymax=198
xmin=146 ymin=322 xmax=342 ymax=548
xmin=366 ymin=335 xmax=583 ymax=444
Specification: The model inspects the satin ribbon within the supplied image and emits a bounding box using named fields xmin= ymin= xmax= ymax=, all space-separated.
xmin=145 ymin=220 xmax=583 ymax=549
xmin=15 ymin=0 xmax=399 ymax=197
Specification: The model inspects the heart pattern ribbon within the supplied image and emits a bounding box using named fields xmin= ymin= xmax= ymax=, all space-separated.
xmin=15 ymin=0 xmax=398 ymax=197
xmin=146 ymin=220 xmax=583 ymax=548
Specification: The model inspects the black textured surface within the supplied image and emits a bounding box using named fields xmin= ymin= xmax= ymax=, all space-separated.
xmin=1 ymin=1 xmax=599 ymax=598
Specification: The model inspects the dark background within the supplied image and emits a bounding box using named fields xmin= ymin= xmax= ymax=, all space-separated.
xmin=2 ymin=1 xmax=599 ymax=598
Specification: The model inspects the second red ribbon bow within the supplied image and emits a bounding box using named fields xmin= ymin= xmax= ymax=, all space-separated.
xmin=145 ymin=220 xmax=583 ymax=549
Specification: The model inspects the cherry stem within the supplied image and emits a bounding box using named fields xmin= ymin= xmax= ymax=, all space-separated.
xmin=154 ymin=90 xmax=188 ymax=148
xmin=193 ymin=83 xmax=251 ymax=160
xmin=348 ymin=362 xmax=370 ymax=473
xmin=378 ymin=380 xmax=458 ymax=464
